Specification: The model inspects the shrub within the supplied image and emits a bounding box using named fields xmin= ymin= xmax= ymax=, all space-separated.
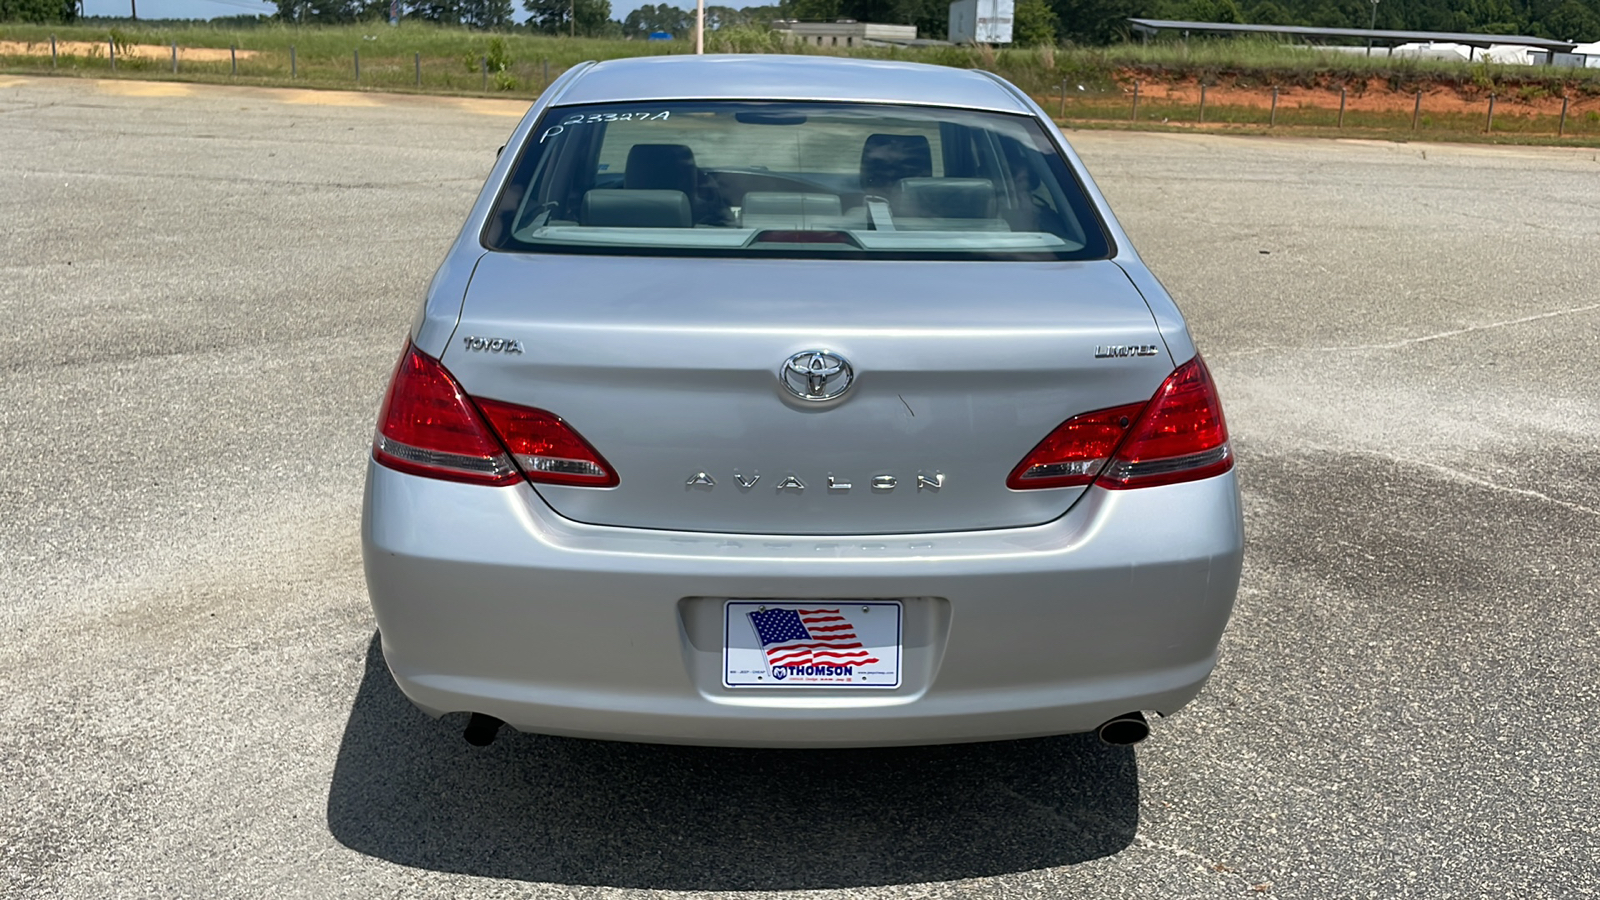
xmin=485 ymin=35 xmax=511 ymax=72
xmin=464 ymin=35 xmax=512 ymax=75
xmin=107 ymin=27 xmax=135 ymax=59
xmin=706 ymin=27 xmax=786 ymax=54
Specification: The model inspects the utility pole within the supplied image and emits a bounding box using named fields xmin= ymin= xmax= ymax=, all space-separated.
xmin=1366 ymin=0 xmax=1378 ymax=56
xmin=571 ymin=0 xmax=576 ymax=36
xmin=131 ymin=0 xmax=137 ymax=20
xmin=696 ymin=0 xmax=704 ymax=53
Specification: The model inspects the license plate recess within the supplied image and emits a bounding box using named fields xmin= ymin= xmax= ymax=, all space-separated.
xmin=723 ymin=601 xmax=902 ymax=688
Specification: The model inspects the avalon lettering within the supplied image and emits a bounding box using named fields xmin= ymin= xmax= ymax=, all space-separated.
xmin=684 ymin=471 xmax=943 ymax=493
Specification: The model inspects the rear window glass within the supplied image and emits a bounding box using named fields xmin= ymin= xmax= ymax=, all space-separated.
xmin=482 ymin=101 xmax=1112 ymax=261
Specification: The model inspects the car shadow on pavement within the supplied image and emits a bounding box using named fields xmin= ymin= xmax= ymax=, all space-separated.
xmin=326 ymin=633 xmax=1139 ymax=889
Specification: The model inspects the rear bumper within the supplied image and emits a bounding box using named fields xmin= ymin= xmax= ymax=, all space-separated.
xmin=361 ymin=460 xmax=1243 ymax=747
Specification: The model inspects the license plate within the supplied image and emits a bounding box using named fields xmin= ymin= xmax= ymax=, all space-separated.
xmin=723 ymin=601 xmax=902 ymax=688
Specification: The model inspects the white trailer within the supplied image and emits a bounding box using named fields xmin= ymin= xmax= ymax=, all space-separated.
xmin=949 ymin=0 xmax=1014 ymax=45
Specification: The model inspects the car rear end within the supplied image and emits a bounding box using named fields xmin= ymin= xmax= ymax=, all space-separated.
xmin=361 ymin=57 xmax=1243 ymax=747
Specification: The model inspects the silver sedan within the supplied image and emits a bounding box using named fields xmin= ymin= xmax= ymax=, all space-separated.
xmin=361 ymin=54 xmax=1243 ymax=748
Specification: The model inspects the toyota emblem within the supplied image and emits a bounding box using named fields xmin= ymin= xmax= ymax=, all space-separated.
xmin=779 ymin=350 xmax=854 ymax=402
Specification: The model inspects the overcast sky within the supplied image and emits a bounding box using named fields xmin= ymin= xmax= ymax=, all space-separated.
xmin=82 ymin=0 xmax=656 ymax=23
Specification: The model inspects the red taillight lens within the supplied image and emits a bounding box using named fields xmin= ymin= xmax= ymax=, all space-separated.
xmin=371 ymin=342 xmax=618 ymax=489
xmin=373 ymin=343 xmax=519 ymax=486
xmin=1098 ymin=355 xmax=1232 ymax=489
xmin=1007 ymin=402 xmax=1148 ymax=490
xmin=1007 ymin=355 xmax=1233 ymax=492
xmin=475 ymin=398 xmax=619 ymax=488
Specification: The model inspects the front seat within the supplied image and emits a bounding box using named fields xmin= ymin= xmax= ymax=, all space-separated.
xmin=859 ymin=133 xmax=932 ymax=207
xmin=625 ymin=144 xmax=698 ymax=196
xmin=624 ymin=143 xmax=731 ymax=225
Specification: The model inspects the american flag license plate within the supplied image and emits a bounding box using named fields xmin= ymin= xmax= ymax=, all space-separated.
xmin=723 ymin=601 xmax=902 ymax=688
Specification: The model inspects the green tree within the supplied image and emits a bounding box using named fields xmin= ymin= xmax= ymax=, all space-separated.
xmin=0 ymin=0 xmax=76 ymax=21
xmin=271 ymin=0 xmax=388 ymax=21
xmin=1541 ymin=0 xmax=1600 ymax=37
xmin=1245 ymin=0 xmax=1294 ymax=22
xmin=1156 ymin=0 xmax=1245 ymax=21
xmin=1047 ymin=0 xmax=1151 ymax=46
xmin=271 ymin=0 xmax=308 ymax=20
xmin=1014 ymin=0 xmax=1061 ymax=43
xmin=407 ymin=0 xmax=461 ymax=22
xmin=461 ymin=0 xmax=514 ymax=27
xmin=622 ymin=1 xmax=690 ymax=34
xmin=724 ymin=2 xmax=782 ymax=23
xmin=895 ymin=0 xmax=952 ymax=37
xmin=523 ymin=0 xmax=612 ymax=33
xmin=781 ymin=0 xmax=841 ymax=17
xmin=704 ymin=4 xmax=749 ymax=25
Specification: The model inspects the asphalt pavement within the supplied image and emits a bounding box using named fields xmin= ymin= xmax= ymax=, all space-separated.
xmin=1 ymin=75 xmax=1597 ymax=899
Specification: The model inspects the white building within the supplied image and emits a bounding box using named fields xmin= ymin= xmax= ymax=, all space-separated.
xmin=772 ymin=21 xmax=918 ymax=48
xmin=1390 ymin=41 xmax=1474 ymax=60
xmin=1555 ymin=40 xmax=1600 ymax=67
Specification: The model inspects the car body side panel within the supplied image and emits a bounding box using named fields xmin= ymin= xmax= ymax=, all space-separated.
xmin=1112 ymin=260 xmax=1199 ymax=364
xmin=410 ymin=248 xmax=482 ymax=359
xmin=980 ymin=75 xmax=1199 ymax=363
xmin=411 ymin=62 xmax=596 ymax=358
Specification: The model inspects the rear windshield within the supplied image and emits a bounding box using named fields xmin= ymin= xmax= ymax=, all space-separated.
xmin=482 ymin=101 xmax=1112 ymax=261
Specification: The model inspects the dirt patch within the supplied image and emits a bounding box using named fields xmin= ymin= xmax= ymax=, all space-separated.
xmin=0 ymin=40 xmax=258 ymax=62
xmin=1119 ymin=71 xmax=1600 ymax=118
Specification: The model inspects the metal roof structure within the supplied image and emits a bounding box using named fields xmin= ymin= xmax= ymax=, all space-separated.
xmin=1126 ymin=18 xmax=1576 ymax=53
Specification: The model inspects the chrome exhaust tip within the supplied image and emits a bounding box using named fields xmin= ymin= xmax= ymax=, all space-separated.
xmin=463 ymin=713 xmax=504 ymax=747
xmin=1096 ymin=711 xmax=1150 ymax=746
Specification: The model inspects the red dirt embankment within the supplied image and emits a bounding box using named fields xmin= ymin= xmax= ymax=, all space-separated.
xmin=1119 ymin=71 xmax=1600 ymax=118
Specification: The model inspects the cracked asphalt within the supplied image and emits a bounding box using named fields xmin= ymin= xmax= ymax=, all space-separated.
xmin=2 ymin=75 xmax=1597 ymax=899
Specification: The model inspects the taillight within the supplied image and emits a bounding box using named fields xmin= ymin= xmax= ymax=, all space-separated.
xmin=475 ymin=398 xmax=618 ymax=488
xmin=1099 ymin=355 xmax=1231 ymax=489
xmin=372 ymin=342 xmax=618 ymax=488
xmin=1007 ymin=402 xmax=1147 ymax=490
xmin=1008 ymin=355 xmax=1232 ymax=492
xmin=373 ymin=343 xmax=519 ymax=486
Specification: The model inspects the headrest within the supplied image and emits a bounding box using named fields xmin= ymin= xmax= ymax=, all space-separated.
xmin=740 ymin=192 xmax=843 ymax=218
xmin=624 ymin=144 xmax=698 ymax=195
xmin=580 ymin=189 xmax=692 ymax=228
xmin=897 ymin=178 xmax=997 ymax=219
xmin=860 ymin=134 xmax=932 ymax=194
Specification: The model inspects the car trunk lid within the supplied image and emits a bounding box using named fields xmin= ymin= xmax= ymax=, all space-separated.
xmin=443 ymin=253 xmax=1174 ymax=535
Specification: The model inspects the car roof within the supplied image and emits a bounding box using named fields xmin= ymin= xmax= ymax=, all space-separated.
xmin=552 ymin=54 xmax=1034 ymax=114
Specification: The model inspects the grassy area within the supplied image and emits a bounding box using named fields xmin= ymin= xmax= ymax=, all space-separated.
xmin=4 ymin=22 xmax=1599 ymax=145
xmin=0 ymin=21 xmax=678 ymax=94
xmin=1 ymin=21 xmax=1074 ymax=95
xmin=1097 ymin=37 xmax=1600 ymax=91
